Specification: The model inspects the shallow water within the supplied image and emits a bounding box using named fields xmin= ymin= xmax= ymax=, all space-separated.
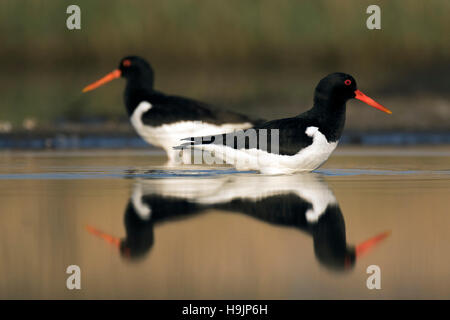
xmin=0 ymin=147 xmax=449 ymax=299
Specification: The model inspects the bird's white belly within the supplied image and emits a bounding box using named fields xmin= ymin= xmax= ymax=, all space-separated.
xmin=197 ymin=126 xmax=338 ymax=174
xmin=130 ymin=101 xmax=252 ymax=158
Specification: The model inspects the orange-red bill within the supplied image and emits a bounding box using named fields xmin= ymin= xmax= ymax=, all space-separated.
xmin=85 ymin=225 xmax=121 ymax=249
xmin=354 ymin=90 xmax=392 ymax=114
xmin=82 ymin=69 xmax=121 ymax=93
xmin=355 ymin=230 xmax=391 ymax=258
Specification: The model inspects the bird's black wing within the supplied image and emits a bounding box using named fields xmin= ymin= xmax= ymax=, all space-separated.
xmin=176 ymin=114 xmax=316 ymax=156
xmin=140 ymin=91 xmax=264 ymax=126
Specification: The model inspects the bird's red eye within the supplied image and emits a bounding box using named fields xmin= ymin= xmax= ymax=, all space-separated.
xmin=123 ymin=60 xmax=131 ymax=67
xmin=344 ymin=79 xmax=352 ymax=86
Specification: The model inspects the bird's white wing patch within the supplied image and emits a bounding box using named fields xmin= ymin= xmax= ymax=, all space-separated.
xmin=300 ymin=186 xmax=336 ymax=224
xmin=131 ymin=183 xmax=152 ymax=220
xmin=305 ymin=126 xmax=319 ymax=136
xmin=130 ymin=101 xmax=152 ymax=130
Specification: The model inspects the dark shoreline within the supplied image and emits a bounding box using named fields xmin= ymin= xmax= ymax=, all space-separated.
xmin=0 ymin=130 xmax=449 ymax=150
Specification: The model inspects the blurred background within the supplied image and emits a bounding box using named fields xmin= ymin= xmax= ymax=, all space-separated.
xmin=0 ymin=0 xmax=449 ymax=147
xmin=1 ymin=1 xmax=450 ymax=300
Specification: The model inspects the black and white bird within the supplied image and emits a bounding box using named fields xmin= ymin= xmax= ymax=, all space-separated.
xmin=82 ymin=56 xmax=263 ymax=161
xmin=176 ymin=73 xmax=392 ymax=174
xmin=86 ymin=175 xmax=390 ymax=270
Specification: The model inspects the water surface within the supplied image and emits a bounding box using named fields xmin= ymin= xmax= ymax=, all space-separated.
xmin=0 ymin=147 xmax=449 ymax=299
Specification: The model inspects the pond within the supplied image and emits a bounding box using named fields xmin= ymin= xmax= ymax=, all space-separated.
xmin=0 ymin=147 xmax=449 ymax=299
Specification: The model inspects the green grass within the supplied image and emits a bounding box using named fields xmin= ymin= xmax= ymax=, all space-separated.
xmin=1 ymin=0 xmax=448 ymax=70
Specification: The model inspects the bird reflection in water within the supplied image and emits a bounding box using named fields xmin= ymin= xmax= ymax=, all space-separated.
xmin=86 ymin=174 xmax=390 ymax=271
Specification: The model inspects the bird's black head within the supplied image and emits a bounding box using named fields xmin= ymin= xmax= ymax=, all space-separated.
xmin=117 ymin=200 xmax=155 ymax=261
xmin=314 ymin=72 xmax=357 ymax=106
xmin=313 ymin=72 xmax=392 ymax=114
xmin=312 ymin=204 xmax=390 ymax=272
xmin=82 ymin=55 xmax=155 ymax=93
xmin=118 ymin=56 xmax=154 ymax=86
xmin=119 ymin=238 xmax=154 ymax=261
xmin=311 ymin=204 xmax=355 ymax=272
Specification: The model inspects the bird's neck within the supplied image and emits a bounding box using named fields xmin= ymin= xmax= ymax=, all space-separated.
xmin=310 ymin=96 xmax=347 ymax=142
xmin=124 ymin=78 xmax=155 ymax=116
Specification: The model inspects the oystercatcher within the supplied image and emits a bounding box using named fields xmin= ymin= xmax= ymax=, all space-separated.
xmin=82 ymin=56 xmax=263 ymax=161
xmin=176 ymin=73 xmax=392 ymax=174
xmin=86 ymin=175 xmax=390 ymax=269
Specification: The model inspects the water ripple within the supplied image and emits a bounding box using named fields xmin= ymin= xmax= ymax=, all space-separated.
xmin=0 ymin=168 xmax=448 ymax=179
